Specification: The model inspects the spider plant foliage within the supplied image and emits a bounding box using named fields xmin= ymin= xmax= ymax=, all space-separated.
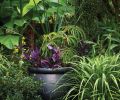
xmin=63 ymin=54 xmax=120 ymax=100
xmin=41 ymin=25 xmax=85 ymax=56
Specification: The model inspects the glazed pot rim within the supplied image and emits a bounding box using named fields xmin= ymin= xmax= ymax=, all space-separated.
xmin=28 ymin=67 xmax=73 ymax=74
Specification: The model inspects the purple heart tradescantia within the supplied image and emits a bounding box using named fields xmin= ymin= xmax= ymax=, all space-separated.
xmin=30 ymin=47 xmax=40 ymax=60
xmin=47 ymin=45 xmax=60 ymax=62
xmin=23 ymin=47 xmax=41 ymax=67
xmin=23 ymin=45 xmax=61 ymax=68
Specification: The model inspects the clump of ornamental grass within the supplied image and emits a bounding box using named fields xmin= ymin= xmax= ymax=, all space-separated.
xmin=62 ymin=54 xmax=120 ymax=100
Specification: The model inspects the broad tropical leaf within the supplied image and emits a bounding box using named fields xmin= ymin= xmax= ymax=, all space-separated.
xmin=22 ymin=0 xmax=41 ymax=16
xmin=0 ymin=35 xmax=19 ymax=49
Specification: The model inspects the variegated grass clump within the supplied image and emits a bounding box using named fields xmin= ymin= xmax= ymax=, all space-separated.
xmin=63 ymin=54 xmax=120 ymax=100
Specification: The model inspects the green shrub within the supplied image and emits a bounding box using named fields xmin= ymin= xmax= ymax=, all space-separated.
xmin=62 ymin=54 xmax=120 ymax=100
xmin=0 ymin=54 xmax=42 ymax=100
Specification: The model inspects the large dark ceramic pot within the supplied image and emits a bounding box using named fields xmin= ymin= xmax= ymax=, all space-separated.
xmin=28 ymin=67 xmax=72 ymax=100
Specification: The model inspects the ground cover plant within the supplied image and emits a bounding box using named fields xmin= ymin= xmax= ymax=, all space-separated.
xmin=0 ymin=53 xmax=42 ymax=100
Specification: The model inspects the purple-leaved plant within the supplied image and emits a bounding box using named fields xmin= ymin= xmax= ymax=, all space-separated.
xmin=23 ymin=45 xmax=61 ymax=68
xmin=23 ymin=47 xmax=41 ymax=67
xmin=47 ymin=45 xmax=61 ymax=68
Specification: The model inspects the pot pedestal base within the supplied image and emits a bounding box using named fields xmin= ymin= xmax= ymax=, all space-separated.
xmin=36 ymin=74 xmax=66 ymax=100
